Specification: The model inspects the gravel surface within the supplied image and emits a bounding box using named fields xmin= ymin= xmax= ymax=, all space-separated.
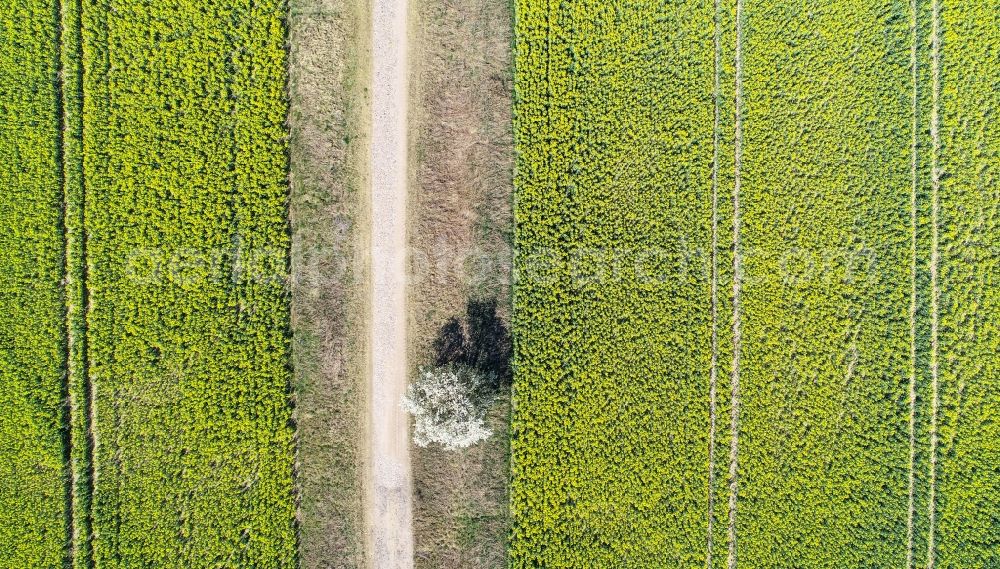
xmin=368 ymin=0 xmax=413 ymax=566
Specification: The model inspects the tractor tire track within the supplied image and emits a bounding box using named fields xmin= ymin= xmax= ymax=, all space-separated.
xmin=727 ymin=0 xmax=745 ymax=567
xmin=57 ymin=0 xmax=95 ymax=564
xmin=926 ymin=0 xmax=941 ymax=566
xmin=706 ymin=0 xmax=722 ymax=565
xmin=906 ymin=0 xmax=920 ymax=564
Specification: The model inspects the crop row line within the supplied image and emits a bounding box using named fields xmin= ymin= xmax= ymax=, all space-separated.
xmin=926 ymin=0 xmax=942 ymax=566
xmin=53 ymin=0 xmax=74 ymax=562
xmin=705 ymin=0 xmax=722 ymax=565
xmin=905 ymin=0 xmax=921 ymax=565
xmin=905 ymin=1 xmax=943 ymax=566
xmin=727 ymin=0 xmax=745 ymax=567
xmin=57 ymin=0 xmax=95 ymax=565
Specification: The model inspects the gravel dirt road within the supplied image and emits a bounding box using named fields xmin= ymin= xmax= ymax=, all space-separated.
xmin=368 ymin=0 xmax=413 ymax=566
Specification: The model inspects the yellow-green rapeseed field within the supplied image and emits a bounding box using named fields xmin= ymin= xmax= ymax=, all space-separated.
xmin=512 ymin=0 xmax=1000 ymax=567
xmin=0 ymin=0 xmax=70 ymax=566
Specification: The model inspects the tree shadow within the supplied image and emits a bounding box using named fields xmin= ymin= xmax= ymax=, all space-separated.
xmin=433 ymin=317 xmax=468 ymax=367
xmin=431 ymin=298 xmax=512 ymax=392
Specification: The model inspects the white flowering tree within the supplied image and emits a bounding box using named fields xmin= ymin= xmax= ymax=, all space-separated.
xmin=401 ymin=365 xmax=493 ymax=450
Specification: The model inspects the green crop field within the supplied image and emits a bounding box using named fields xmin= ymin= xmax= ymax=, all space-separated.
xmin=510 ymin=0 xmax=718 ymax=564
xmin=936 ymin=1 xmax=1000 ymax=565
xmin=736 ymin=1 xmax=914 ymax=566
xmin=2 ymin=0 xmax=297 ymax=566
xmin=79 ymin=0 xmax=296 ymax=566
xmin=0 ymin=1 xmax=70 ymax=566
xmin=511 ymin=0 xmax=1000 ymax=567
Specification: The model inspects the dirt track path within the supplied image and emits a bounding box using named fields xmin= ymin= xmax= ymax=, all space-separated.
xmin=368 ymin=0 xmax=414 ymax=565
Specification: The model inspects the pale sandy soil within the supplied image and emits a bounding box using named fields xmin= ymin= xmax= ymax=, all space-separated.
xmin=368 ymin=0 xmax=414 ymax=566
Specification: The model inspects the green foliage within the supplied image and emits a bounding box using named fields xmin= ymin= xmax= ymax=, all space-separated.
xmin=512 ymin=0 xmax=999 ymax=567
xmin=510 ymin=0 xmax=717 ymax=566
xmin=78 ymin=0 xmax=297 ymax=565
xmin=0 ymin=0 xmax=70 ymax=566
xmin=935 ymin=1 xmax=1000 ymax=566
xmin=735 ymin=1 xmax=916 ymax=566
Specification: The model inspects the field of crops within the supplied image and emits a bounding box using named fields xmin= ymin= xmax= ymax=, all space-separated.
xmin=936 ymin=1 xmax=1000 ymax=565
xmin=80 ymin=0 xmax=297 ymax=566
xmin=510 ymin=0 xmax=718 ymax=564
xmin=736 ymin=1 xmax=915 ymax=565
xmin=0 ymin=1 xmax=70 ymax=566
xmin=511 ymin=0 xmax=1000 ymax=567
xmin=2 ymin=0 xmax=298 ymax=566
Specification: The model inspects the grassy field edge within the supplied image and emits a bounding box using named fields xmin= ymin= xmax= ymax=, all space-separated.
xmin=287 ymin=0 xmax=372 ymax=566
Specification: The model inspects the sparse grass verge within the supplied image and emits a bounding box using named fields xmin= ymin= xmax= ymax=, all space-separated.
xmin=412 ymin=402 xmax=510 ymax=568
xmin=288 ymin=0 xmax=370 ymax=567
xmin=409 ymin=0 xmax=514 ymax=565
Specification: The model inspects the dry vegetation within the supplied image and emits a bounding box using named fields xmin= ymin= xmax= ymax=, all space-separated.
xmin=288 ymin=0 xmax=370 ymax=567
xmin=408 ymin=0 xmax=514 ymax=565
